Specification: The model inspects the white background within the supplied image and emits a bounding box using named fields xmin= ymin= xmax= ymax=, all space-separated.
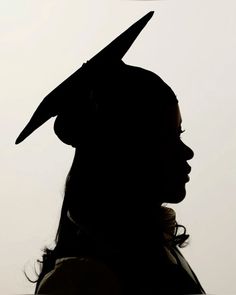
xmin=1 ymin=1 xmax=236 ymax=294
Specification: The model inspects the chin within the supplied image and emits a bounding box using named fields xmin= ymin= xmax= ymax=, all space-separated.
xmin=162 ymin=186 xmax=187 ymax=204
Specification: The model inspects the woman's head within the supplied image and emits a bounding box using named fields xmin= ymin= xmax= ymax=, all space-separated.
xmin=63 ymin=62 xmax=194 ymax=229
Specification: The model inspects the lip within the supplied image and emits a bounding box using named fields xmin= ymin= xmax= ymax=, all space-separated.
xmin=185 ymin=164 xmax=191 ymax=175
xmin=184 ymin=175 xmax=190 ymax=182
xmin=179 ymin=165 xmax=191 ymax=182
xmin=177 ymin=174 xmax=190 ymax=182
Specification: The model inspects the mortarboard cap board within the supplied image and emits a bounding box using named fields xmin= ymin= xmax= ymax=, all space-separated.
xmin=15 ymin=11 xmax=154 ymax=145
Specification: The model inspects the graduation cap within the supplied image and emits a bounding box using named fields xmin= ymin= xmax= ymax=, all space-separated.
xmin=15 ymin=11 xmax=154 ymax=146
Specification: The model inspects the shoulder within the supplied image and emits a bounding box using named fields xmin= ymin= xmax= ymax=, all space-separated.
xmin=36 ymin=256 xmax=122 ymax=294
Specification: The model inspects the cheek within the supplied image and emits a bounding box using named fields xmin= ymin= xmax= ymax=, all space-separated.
xmin=154 ymin=145 xmax=186 ymax=184
xmin=156 ymin=145 xmax=179 ymax=168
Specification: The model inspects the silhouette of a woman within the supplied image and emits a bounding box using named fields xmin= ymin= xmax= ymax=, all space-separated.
xmin=16 ymin=11 xmax=205 ymax=295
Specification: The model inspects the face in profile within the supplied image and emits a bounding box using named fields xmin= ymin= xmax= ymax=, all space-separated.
xmin=95 ymin=100 xmax=194 ymax=208
xmin=86 ymin=66 xmax=194 ymax=207
xmin=154 ymin=103 xmax=194 ymax=204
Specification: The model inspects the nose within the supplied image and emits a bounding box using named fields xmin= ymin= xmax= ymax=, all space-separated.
xmin=181 ymin=142 xmax=194 ymax=160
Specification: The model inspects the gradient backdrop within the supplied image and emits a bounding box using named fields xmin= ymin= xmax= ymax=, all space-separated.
xmin=1 ymin=1 xmax=236 ymax=294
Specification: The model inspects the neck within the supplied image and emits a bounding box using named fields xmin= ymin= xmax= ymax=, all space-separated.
xmin=67 ymin=205 xmax=166 ymax=252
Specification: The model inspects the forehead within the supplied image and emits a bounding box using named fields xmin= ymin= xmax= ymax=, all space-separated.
xmin=176 ymin=104 xmax=182 ymax=126
xmin=162 ymin=103 xmax=182 ymax=129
